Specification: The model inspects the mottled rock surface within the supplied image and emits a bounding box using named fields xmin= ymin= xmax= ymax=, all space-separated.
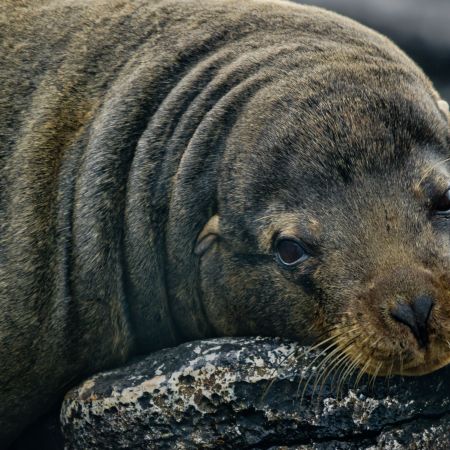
xmin=61 ymin=337 xmax=450 ymax=449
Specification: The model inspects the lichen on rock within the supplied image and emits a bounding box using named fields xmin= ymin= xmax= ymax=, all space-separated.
xmin=60 ymin=337 xmax=450 ymax=449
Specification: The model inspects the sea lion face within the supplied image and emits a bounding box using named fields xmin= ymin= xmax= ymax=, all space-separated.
xmin=196 ymin=73 xmax=450 ymax=377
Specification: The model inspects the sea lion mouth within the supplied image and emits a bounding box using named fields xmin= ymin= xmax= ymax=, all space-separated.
xmin=325 ymin=321 xmax=450 ymax=378
xmin=314 ymin=267 xmax=450 ymax=378
xmin=302 ymin=326 xmax=449 ymax=399
xmin=359 ymin=349 xmax=450 ymax=377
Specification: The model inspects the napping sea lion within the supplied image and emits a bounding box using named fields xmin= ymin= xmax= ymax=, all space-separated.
xmin=1 ymin=0 xmax=449 ymax=445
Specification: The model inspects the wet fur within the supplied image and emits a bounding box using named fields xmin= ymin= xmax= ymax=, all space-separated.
xmin=1 ymin=0 xmax=449 ymax=445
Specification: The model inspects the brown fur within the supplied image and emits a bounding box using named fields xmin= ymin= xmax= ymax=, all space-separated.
xmin=1 ymin=0 xmax=449 ymax=445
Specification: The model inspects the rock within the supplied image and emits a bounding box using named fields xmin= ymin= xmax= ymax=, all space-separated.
xmin=61 ymin=337 xmax=450 ymax=449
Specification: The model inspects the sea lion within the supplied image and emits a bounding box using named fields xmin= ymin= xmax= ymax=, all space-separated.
xmin=1 ymin=0 xmax=449 ymax=446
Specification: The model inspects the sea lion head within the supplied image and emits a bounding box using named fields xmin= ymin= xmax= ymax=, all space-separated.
xmin=191 ymin=60 xmax=450 ymax=377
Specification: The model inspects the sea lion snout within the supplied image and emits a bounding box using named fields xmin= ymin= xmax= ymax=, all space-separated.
xmin=342 ymin=266 xmax=450 ymax=376
xmin=390 ymin=295 xmax=434 ymax=348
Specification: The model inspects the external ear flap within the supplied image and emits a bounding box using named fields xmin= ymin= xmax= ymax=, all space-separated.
xmin=195 ymin=215 xmax=220 ymax=256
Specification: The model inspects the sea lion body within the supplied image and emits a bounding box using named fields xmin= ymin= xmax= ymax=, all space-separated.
xmin=1 ymin=0 xmax=449 ymax=445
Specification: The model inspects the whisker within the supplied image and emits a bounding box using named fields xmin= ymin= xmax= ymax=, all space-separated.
xmin=309 ymin=334 xmax=361 ymax=404
xmin=259 ymin=345 xmax=300 ymax=404
xmin=297 ymin=327 xmax=360 ymax=403
xmin=301 ymin=325 xmax=360 ymax=375
xmin=336 ymin=337 xmax=371 ymax=398
xmin=297 ymin=340 xmax=340 ymax=404
xmin=332 ymin=333 xmax=368 ymax=390
xmin=254 ymin=215 xmax=275 ymax=223
xmin=307 ymin=325 xmax=359 ymax=353
xmin=318 ymin=351 xmax=353 ymax=403
xmin=354 ymin=357 xmax=372 ymax=390
xmin=334 ymin=358 xmax=355 ymax=401
xmin=369 ymin=361 xmax=383 ymax=391
xmin=352 ymin=336 xmax=381 ymax=390
xmin=316 ymin=345 xmax=351 ymax=389
xmin=302 ymin=322 xmax=358 ymax=371
xmin=386 ymin=357 xmax=395 ymax=389
xmin=416 ymin=156 xmax=450 ymax=187
xmin=309 ymin=350 xmax=347 ymax=407
xmin=337 ymin=352 xmax=364 ymax=399
xmin=304 ymin=315 xmax=359 ymax=340
xmin=332 ymin=335 xmax=369 ymax=399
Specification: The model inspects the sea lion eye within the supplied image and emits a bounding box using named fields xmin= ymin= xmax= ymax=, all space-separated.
xmin=433 ymin=189 xmax=450 ymax=214
xmin=275 ymin=239 xmax=308 ymax=267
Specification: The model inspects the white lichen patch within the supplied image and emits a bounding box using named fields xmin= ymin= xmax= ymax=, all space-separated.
xmin=193 ymin=346 xmax=202 ymax=355
xmin=320 ymin=390 xmax=415 ymax=428
xmin=202 ymin=345 xmax=222 ymax=353
xmin=62 ymin=340 xmax=307 ymax=431
xmin=76 ymin=378 xmax=97 ymax=399
xmin=120 ymin=375 xmax=167 ymax=402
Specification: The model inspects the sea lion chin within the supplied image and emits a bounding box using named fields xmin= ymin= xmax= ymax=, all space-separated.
xmin=1 ymin=0 xmax=450 ymax=446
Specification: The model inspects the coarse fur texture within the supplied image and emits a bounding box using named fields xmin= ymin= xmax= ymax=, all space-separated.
xmin=1 ymin=0 xmax=449 ymax=445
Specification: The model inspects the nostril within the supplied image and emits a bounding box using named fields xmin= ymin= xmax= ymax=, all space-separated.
xmin=390 ymin=303 xmax=417 ymax=332
xmin=412 ymin=295 xmax=434 ymax=327
xmin=390 ymin=296 xmax=433 ymax=348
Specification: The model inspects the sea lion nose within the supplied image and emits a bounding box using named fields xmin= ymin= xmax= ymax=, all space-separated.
xmin=390 ymin=295 xmax=434 ymax=347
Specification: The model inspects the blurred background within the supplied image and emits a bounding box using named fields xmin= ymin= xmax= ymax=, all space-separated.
xmin=294 ymin=0 xmax=450 ymax=101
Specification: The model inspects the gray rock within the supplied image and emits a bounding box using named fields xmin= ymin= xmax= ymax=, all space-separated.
xmin=61 ymin=337 xmax=450 ymax=449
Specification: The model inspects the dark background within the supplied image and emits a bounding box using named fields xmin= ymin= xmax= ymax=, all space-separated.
xmin=295 ymin=0 xmax=450 ymax=101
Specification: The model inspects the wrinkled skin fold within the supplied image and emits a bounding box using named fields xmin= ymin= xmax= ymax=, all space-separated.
xmin=0 ymin=0 xmax=449 ymax=446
